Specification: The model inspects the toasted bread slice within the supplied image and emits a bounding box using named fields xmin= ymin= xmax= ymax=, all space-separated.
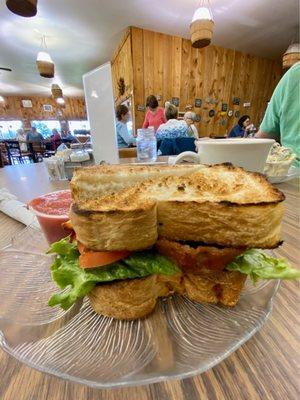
xmin=88 ymin=270 xmax=246 ymax=320
xmin=71 ymin=164 xmax=204 ymax=202
xmin=70 ymin=164 xmax=285 ymax=250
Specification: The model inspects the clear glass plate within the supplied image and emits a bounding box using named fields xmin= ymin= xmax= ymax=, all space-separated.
xmin=0 ymin=226 xmax=279 ymax=388
xmin=268 ymin=166 xmax=300 ymax=184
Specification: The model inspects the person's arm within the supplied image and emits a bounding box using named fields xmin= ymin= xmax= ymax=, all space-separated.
xmin=192 ymin=124 xmax=199 ymax=139
xmin=156 ymin=127 xmax=164 ymax=140
xmin=119 ymin=123 xmax=136 ymax=146
xmin=142 ymin=111 xmax=149 ymax=129
xmin=255 ymin=130 xmax=276 ymax=139
xmin=161 ymin=108 xmax=167 ymax=123
xmin=255 ymin=74 xmax=284 ymax=141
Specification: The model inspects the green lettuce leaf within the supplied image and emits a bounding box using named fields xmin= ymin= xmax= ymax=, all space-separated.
xmin=48 ymin=237 xmax=181 ymax=310
xmin=226 ymin=249 xmax=300 ymax=283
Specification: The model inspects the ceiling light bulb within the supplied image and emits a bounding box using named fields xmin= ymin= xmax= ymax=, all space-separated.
xmin=192 ymin=7 xmax=213 ymax=22
xmin=56 ymin=97 xmax=65 ymax=105
xmin=0 ymin=95 xmax=5 ymax=102
xmin=36 ymin=51 xmax=53 ymax=64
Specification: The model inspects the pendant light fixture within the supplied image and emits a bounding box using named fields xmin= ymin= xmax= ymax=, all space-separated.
xmin=6 ymin=0 xmax=37 ymax=17
xmin=36 ymin=36 xmax=54 ymax=78
xmin=282 ymin=43 xmax=300 ymax=69
xmin=51 ymin=84 xmax=63 ymax=99
xmin=56 ymin=97 xmax=66 ymax=108
xmin=0 ymin=96 xmax=5 ymax=102
xmin=190 ymin=0 xmax=214 ymax=48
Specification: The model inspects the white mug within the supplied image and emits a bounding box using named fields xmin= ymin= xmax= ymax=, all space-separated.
xmin=171 ymin=138 xmax=275 ymax=173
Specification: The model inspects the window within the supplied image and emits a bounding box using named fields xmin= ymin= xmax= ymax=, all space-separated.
xmin=69 ymin=120 xmax=90 ymax=135
xmin=31 ymin=120 xmax=61 ymax=138
xmin=0 ymin=120 xmax=23 ymax=139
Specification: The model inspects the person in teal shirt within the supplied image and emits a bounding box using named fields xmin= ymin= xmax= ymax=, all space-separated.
xmin=255 ymin=62 xmax=300 ymax=167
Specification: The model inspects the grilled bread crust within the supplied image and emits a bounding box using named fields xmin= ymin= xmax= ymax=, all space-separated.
xmin=88 ymin=270 xmax=247 ymax=320
xmin=70 ymin=164 xmax=285 ymax=250
xmin=71 ymin=164 xmax=204 ymax=202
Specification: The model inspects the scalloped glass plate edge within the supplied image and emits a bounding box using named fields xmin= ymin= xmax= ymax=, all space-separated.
xmin=0 ymin=280 xmax=280 ymax=389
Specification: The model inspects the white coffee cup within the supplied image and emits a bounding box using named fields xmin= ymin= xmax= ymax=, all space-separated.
xmin=171 ymin=138 xmax=275 ymax=173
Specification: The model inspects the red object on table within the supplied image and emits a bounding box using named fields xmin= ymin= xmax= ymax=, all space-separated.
xmin=28 ymin=190 xmax=72 ymax=244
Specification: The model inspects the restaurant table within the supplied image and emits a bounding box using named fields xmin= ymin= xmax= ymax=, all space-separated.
xmin=0 ymin=162 xmax=299 ymax=400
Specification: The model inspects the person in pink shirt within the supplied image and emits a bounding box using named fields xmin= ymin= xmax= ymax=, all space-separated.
xmin=142 ymin=95 xmax=166 ymax=132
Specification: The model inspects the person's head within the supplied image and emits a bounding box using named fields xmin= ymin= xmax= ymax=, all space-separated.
xmin=116 ymin=104 xmax=129 ymax=122
xmin=238 ymin=115 xmax=250 ymax=128
xmin=52 ymin=128 xmax=59 ymax=135
xmin=32 ymin=126 xmax=37 ymax=135
xmin=146 ymin=95 xmax=159 ymax=111
xmin=184 ymin=111 xmax=196 ymax=126
xmin=165 ymin=104 xmax=178 ymax=120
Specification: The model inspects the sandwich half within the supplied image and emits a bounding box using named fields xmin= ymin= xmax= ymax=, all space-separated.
xmin=48 ymin=164 xmax=300 ymax=319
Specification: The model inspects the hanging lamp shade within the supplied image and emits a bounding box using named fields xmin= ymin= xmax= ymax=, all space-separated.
xmin=6 ymin=0 xmax=37 ymax=17
xmin=282 ymin=43 xmax=300 ymax=69
xmin=190 ymin=6 xmax=214 ymax=48
xmin=36 ymin=51 xmax=54 ymax=78
xmin=51 ymin=84 xmax=63 ymax=99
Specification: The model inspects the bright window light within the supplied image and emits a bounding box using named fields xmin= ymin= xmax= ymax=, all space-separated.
xmin=69 ymin=120 xmax=90 ymax=134
xmin=0 ymin=120 xmax=22 ymax=139
xmin=31 ymin=120 xmax=61 ymax=138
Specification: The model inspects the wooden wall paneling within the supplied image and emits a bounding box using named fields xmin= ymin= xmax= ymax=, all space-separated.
xmin=153 ymin=31 xmax=164 ymax=107
xmin=111 ymin=27 xmax=130 ymax=65
xmin=111 ymin=34 xmax=133 ymax=103
xmin=218 ymin=48 xmax=236 ymax=136
xmin=188 ymin=46 xmax=198 ymax=110
xmin=211 ymin=46 xmax=225 ymax=136
xmin=171 ymin=36 xmax=182 ymax=101
xmin=162 ymin=34 xmax=173 ymax=103
xmin=201 ymin=46 xmax=217 ymax=136
xmin=131 ymin=27 xmax=145 ymax=130
xmin=119 ymin=26 xmax=282 ymax=134
xmin=0 ymin=96 xmax=86 ymax=121
xmin=180 ymin=39 xmax=192 ymax=111
xmin=143 ymin=29 xmax=155 ymax=98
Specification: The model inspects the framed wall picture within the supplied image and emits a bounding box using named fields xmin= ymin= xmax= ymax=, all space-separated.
xmin=209 ymin=109 xmax=215 ymax=117
xmin=194 ymin=98 xmax=202 ymax=108
xmin=221 ymin=103 xmax=228 ymax=112
xmin=233 ymin=97 xmax=240 ymax=105
xmin=195 ymin=114 xmax=201 ymax=122
xmin=43 ymin=104 xmax=53 ymax=112
xmin=137 ymin=104 xmax=146 ymax=111
xmin=172 ymin=97 xmax=179 ymax=107
xmin=235 ymin=110 xmax=240 ymax=118
xmin=21 ymin=100 xmax=32 ymax=108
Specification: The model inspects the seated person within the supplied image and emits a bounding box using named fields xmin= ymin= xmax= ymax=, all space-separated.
xmin=61 ymin=130 xmax=76 ymax=143
xmin=255 ymin=61 xmax=300 ymax=166
xmin=228 ymin=115 xmax=254 ymax=138
xmin=156 ymin=104 xmax=189 ymax=140
xmin=16 ymin=128 xmax=27 ymax=151
xmin=50 ymin=128 xmax=62 ymax=150
xmin=115 ymin=104 xmax=136 ymax=148
xmin=26 ymin=127 xmax=44 ymax=142
xmin=184 ymin=111 xmax=199 ymax=138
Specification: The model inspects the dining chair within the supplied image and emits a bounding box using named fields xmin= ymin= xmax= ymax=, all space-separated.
xmin=4 ymin=140 xmax=35 ymax=164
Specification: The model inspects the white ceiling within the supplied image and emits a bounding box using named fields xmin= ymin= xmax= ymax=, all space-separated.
xmin=0 ymin=0 xmax=298 ymax=97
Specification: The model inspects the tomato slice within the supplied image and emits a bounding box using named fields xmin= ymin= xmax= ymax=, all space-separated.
xmin=77 ymin=241 xmax=131 ymax=269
